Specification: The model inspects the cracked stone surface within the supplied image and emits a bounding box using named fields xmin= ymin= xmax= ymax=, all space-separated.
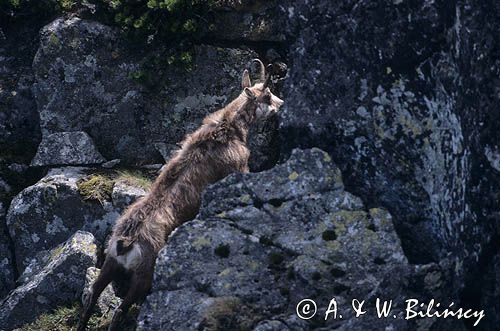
xmin=32 ymin=17 xmax=278 ymax=169
xmin=0 ymin=231 xmax=97 ymax=330
xmin=0 ymin=201 xmax=15 ymax=299
xmin=138 ymin=149 xmax=463 ymax=330
xmin=31 ymin=131 xmax=106 ymax=166
xmin=6 ymin=167 xmax=145 ymax=275
xmin=278 ymin=2 xmax=500 ymax=319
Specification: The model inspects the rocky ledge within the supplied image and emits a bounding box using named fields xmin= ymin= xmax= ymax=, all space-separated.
xmin=137 ymin=149 xmax=463 ymax=331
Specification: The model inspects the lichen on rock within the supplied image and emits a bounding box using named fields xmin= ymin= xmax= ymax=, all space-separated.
xmin=138 ymin=149 xmax=457 ymax=330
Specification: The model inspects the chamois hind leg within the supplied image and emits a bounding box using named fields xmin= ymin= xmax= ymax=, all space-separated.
xmin=108 ymin=264 xmax=153 ymax=331
xmin=77 ymin=257 xmax=118 ymax=331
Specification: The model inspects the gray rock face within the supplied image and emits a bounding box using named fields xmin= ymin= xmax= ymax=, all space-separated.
xmin=31 ymin=131 xmax=106 ymax=166
xmin=479 ymin=251 xmax=500 ymax=331
xmin=0 ymin=231 xmax=97 ymax=330
xmin=0 ymin=202 xmax=15 ymax=299
xmin=32 ymin=17 xmax=276 ymax=167
xmin=138 ymin=149 xmax=459 ymax=330
xmin=6 ymin=167 xmax=145 ymax=275
xmin=205 ymin=1 xmax=287 ymax=42
xmin=111 ymin=180 xmax=147 ymax=211
xmin=279 ymin=0 xmax=499 ymax=298
xmin=0 ymin=23 xmax=41 ymax=164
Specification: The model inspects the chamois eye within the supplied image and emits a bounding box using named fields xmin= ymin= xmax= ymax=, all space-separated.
xmin=263 ymin=94 xmax=271 ymax=103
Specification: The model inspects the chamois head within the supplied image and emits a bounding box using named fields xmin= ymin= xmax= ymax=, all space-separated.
xmin=241 ymin=59 xmax=284 ymax=120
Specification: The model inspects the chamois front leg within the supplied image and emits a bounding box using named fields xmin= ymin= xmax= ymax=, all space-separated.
xmin=237 ymin=159 xmax=250 ymax=173
xmin=241 ymin=163 xmax=250 ymax=173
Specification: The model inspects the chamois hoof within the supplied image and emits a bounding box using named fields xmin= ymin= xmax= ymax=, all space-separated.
xmin=108 ymin=308 xmax=124 ymax=331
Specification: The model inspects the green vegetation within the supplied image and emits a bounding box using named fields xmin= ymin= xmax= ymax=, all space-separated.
xmin=15 ymin=302 xmax=138 ymax=331
xmin=1 ymin=0 xmax=216 ymax=73
xmin=76 ymin=170 xmax=153 ymax=204
xmin=200 ymin=297 xmax=254 ymax=331
xmin=77 ymin=174 xmax=114 ymax=205
xmin=15 ymin=303 xmax=103 ymax=331
xmin=115 ymin=170 xmax=153 ymax=190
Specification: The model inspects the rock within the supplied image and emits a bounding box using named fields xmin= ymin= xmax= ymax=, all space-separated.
xmin=0 ymin=231 xmax=97 ymax=330
xmin=204 ymin=1 xmax=287 ymax=42
xmin=484 ymin=146 xmax=500 ymax=172
xmin=138 ymin=149 xmax=458 ymax=330
xmin=81 ymin=267 xmax=121 ymax=316
xmin=32 ymin=17 xmax=276 ymax=167
xmin=0 ymin=202 xmax=15 ymax=299
xmin=111 ymin=180 xmax=146 ymax=210
xmin=31 ymin=131 xmax=106 ymax=166
xmin=101 ymin=159 xmax=121 ymax=169
xmin=7 ymin=163 xmax=29 ymax=173
xmin=478 ymin=250 xmax=500 ymax=331
xmin=0 ymin=176 xmax=11 ymax=198
xmin=279 ymin=0 xmax=499 ymax=298
xmin=0 ymin=21 xmax=41 ymax=165
xmin=6 ymin=167 xmax=145 ymax=275
xmin=253 ymin=320 xmax=290 ymax=331
xmin=153 ymin=142 xmax=178 ymax=163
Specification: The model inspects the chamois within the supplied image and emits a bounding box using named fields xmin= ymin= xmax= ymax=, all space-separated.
xmin=77 ymin=60 xmax=284 ymax=331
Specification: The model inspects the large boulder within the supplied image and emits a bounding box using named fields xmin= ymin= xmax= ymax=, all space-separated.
xmin=0 ymin=231 xmax=97 ymax=330
xmin=31 ymin=131 xmax=106 ymax=166
xmin=32 ymin=17 xmax=277 ymax=168
xmin=138 ymin=149 xmax=462 ymax=330
xmin=6 ymin=167 xmax=146 ymax=274
xmin=278 ymin=0 xmax=499 ymax=300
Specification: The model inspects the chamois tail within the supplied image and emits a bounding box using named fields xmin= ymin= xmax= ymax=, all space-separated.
xmin=116 ymin=237 xmax=135 ymax=256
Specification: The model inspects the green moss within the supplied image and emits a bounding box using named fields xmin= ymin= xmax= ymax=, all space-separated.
xmin=201 ymin=297 xmax=253 ymax=331
xmin=50 ymin=246 xmax=64 ymax=261
xmin=128 ymin=70 xmax=148 ymax=83
xmin=239 ymin=194 xmax=251 ymax=204
xmin=288 ymin=171 xmax=299 ymax=181
xmin=215 ymin=211 xmax=227 ymax=218
xmin=330 ymin=210 xmax=369 ymax=227
xmin=77 ymin=169 xmax=152 ymax=204
xmin=49 ymin=33 xmax=60 ymax=47
xmin=77 ymin=174 xmax=114 ymax=205
xmin=193 ymin=236 xmax=211 ymax=251
xmin=58 ymin=0 xmax=75 ymax=10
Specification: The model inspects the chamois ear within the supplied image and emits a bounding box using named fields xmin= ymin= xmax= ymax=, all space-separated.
xmin=242 ymin=69 xmax=251 ymax=88
xmin=244 ymin=87 xmax=256 ymax=100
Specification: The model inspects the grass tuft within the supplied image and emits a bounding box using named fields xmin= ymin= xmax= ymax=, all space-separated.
xmin=15 ymin=302 xmax=139 ymax=331
xmin=115 ymin=170 xmax=153 ymax=190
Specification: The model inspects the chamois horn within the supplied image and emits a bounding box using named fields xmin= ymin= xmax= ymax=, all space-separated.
xmin=253 ymin=59 xmax=266 ymax=82
xmin=263 ymin=64 xmax=273 ymax=88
